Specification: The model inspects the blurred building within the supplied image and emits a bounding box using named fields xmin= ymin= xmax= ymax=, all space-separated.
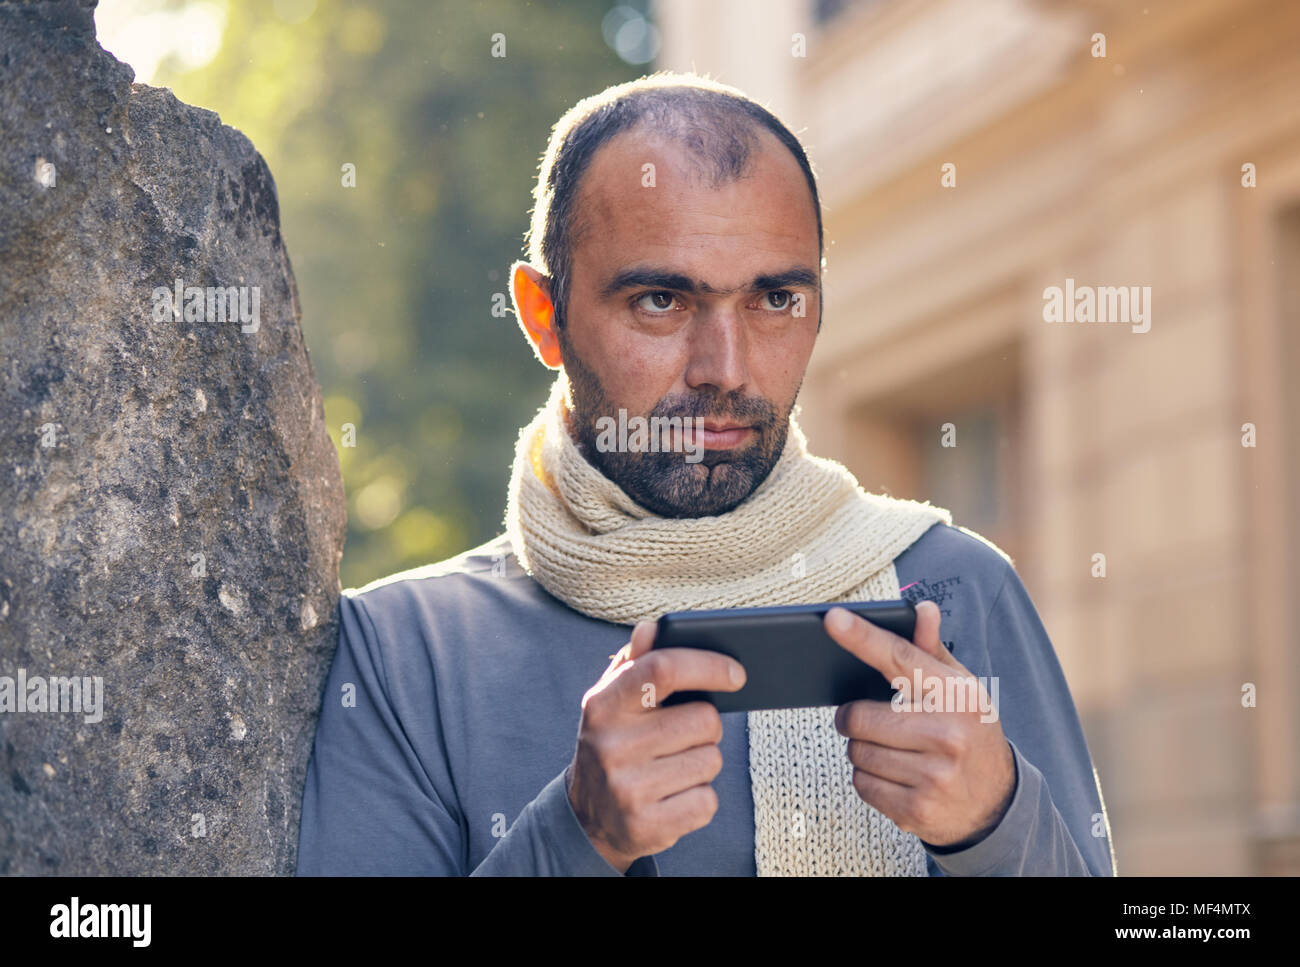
xmin=654 ymin=0 xmax=1300 ymax=874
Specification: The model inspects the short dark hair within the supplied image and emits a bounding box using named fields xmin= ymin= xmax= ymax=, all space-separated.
xmin=524 ymin=71 xmax=824 ymax=331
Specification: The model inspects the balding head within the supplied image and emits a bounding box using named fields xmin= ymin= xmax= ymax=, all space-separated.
xmin=524 ymin=71 xmax=824 ymax=332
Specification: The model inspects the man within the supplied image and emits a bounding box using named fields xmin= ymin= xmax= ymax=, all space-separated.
xmin=296 ymin=72 xmax=1116 ymax=876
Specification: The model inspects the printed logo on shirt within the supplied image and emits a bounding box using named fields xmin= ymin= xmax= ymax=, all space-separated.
xmin=900 ymin=576 xmax=962 ymax=652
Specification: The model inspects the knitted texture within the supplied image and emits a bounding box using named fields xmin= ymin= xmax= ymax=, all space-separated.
xmin=505 ymin=377 xmax=952 ymax=876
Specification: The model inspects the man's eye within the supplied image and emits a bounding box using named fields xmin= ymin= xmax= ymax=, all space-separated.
xmin=634 ymin=291 xmax=678 ymax=313
xmin=762 ymin=290 xmax=793 ymax=311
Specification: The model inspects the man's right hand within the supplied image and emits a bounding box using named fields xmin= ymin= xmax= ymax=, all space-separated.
xmin=565 ymin=619 xmax=746 ymax=873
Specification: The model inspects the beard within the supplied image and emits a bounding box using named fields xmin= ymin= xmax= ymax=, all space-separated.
xmin=557 ymin=330 xmax=792 ymax=518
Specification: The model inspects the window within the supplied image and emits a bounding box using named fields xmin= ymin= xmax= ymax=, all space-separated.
xmin=812 ymin=0 xmax=871 ymax=27
xmin=845 ymin=337 xmax=1022 ymax=563
xmin=920 ymin=404 xmax=1007 ymax=541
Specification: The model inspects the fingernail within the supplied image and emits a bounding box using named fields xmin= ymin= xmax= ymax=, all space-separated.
xmin=827 ymin=608 xmax=852 ymax=634
xmin=730 ymin=661 xmax=745 ymax=687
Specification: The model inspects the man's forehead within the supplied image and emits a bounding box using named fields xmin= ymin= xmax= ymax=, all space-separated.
xmin=578 ymin=125 xmax=800 ymax=205
xmin=571 ymin=127 xmax=818 ymax=280
xmin=585 ymin=127 xmax=728 ymax=186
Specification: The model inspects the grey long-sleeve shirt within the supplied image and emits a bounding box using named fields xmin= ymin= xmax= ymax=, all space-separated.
xmin=296 ymin=522 xmax=1116 ymax=876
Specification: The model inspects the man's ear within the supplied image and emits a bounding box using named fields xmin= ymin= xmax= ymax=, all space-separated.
xmin=511 ymin=261 xmax=563 ymax=369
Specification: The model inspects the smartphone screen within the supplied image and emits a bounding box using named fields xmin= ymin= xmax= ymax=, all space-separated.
xmin=652 ymin=600 xmax=916 ymax=712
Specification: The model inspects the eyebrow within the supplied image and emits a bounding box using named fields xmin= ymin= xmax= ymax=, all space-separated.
xmin=599 ymin=265 xmax=820 ymax=300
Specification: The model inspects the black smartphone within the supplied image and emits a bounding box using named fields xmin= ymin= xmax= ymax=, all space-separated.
xmin=652 ymin=600 xmax=916 ymax=713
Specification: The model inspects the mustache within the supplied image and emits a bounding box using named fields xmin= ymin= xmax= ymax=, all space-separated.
xmin=647 ymin=392 xmax=778 ymax=426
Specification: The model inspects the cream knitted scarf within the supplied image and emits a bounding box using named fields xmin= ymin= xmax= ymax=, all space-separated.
xmin=505 ymin=377 xmax=952 ymax=876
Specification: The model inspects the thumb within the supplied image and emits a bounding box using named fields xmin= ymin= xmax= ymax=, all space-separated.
xmin=910 ymin=600 xmax=961 ymax=669
xmin=608 ymin=619 xmax=657 ymax=670
xmin=628 ymin=619 xmax=657 ymax=659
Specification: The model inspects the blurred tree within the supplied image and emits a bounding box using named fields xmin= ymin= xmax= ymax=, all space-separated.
xmin=151 ymin=0 xmax=637 ymax=587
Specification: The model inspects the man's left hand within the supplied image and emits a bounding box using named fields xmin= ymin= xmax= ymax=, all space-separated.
xmin=826 ymin=600 xmax=1015 ymax=849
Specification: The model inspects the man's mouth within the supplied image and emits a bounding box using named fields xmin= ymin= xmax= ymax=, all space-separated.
xmin=685 ymin=420 xmax=754 ymax=450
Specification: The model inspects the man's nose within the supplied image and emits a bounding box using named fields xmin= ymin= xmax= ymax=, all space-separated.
xmin=683 ymin=305 xmax=749 ymax=396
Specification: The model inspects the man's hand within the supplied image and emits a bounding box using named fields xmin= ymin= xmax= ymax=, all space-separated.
xmin=826 ymin=600 xmax=1015 ymax=848
xmin=566 ymin=620 xmax=746 ymax=873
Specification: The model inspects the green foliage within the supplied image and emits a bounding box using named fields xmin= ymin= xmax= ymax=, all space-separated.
xmin=156 ymin=0 xmax=637 ymax=587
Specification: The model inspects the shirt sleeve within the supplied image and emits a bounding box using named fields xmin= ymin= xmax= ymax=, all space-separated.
xmin=922 ymin=562 xmax=1117 ymax=876
xmin=295 ymin=593 xmax=658 ymax=876
xmin=472 ymin=769 xmax=659 ymax=877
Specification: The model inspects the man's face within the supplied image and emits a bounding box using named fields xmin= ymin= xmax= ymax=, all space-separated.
xmin=554 ymin=126 xmax=821 ymax=517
